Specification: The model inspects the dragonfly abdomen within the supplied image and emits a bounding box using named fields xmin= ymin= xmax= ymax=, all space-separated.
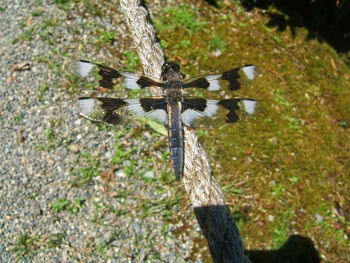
xmin=167 ymin=102 xmax=184 ymax=180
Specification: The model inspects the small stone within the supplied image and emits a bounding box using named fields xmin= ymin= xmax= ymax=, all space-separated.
xmin=70 ymin=144 xmax=79 ymax=154
xmin=144 ymin=171 xmax=154 ymax=178
xmin=133 ymin=222 xmax=141 ymax=236
xmin=268 ymin=214 xmax=274 ymax=222
xmin=116 ymin=169 xmax=126 ymax=178
xmin=315 ymin=213 xmax=323 ymax=224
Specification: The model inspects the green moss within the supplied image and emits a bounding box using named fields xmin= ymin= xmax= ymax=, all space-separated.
xmin=155 ymin=4 xmax=206 ymax=35
xmin=51 ymin=198 xmax=82 ymax=214
xmin=12 ymin=231 xmax=67 ymax=260
xmin=153 ymin=2 xmax=350 ymax=260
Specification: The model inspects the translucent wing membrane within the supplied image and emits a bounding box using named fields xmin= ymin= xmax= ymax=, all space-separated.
xmin=181 ymin=99 xmax=219 ymax=126
xmin=70 ymin=97 xmax=168 ymax=125
xmin=182 ymin=97 xmax=259 ymax=127
xmin=75 ymin=60 xmax=165 ymax=90
xmin=183 ymin=65 xmax=258 ymax=91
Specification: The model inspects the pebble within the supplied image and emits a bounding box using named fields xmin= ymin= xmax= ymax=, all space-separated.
xmin=70 ymin=143 xmax=79 ymax=154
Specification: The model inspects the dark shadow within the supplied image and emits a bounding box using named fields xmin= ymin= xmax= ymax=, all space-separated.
xmin=241 ymin=0 xmax=350 ymax=57
xmin=194 ymin=205 xmax=320 ymax=263
xmin=204 ymin=0 xmax=219 ymax=8
xmin=246 ymin=234 xmax=321 ymax=263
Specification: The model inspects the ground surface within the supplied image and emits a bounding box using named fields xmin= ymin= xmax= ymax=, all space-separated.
xmin=0 ymin=0 xmax=349 ymax=262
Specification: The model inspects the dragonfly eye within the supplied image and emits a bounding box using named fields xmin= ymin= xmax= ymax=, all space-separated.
xmin=162 ymin=61 xmax=180 ymax=75
xmin=162 ymin=62 xmax=170 ymax=72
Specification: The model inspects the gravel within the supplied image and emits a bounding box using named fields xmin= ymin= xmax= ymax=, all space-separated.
xmin=0 ymin=1 xmax=205 ymax=262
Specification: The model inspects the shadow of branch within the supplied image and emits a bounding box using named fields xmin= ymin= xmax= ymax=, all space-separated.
xmin=246 ymin=234 xmax=321 ymax=263
xmin=194 ymin=205 xmax=320 ymax=263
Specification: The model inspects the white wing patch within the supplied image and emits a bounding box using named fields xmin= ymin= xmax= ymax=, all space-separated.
xmin=242 ymin=99 xmax=257 ymax=114
xmin=182 ymin=100 xmax=219 ymax=126
xmin=78 ymin=61 xmax=94 ymax=77
xmin=119 ymin=72 xmax=141 ymax=90
xmin=182 ymin=110 xmax=204 ymax=126
xmin=242 ymin=65 xmax=257 ymax=80
xmin=124 ymin=99 xmax=146 ymax=116
xmin=73 ymin=98 xmax=106 ymax=122
xmin=78 ymin=98 xmax=95 ymax=115
xmin=206 ymin=74 xmax=222 ymax=91
xmin=124 ymin=99 xmax=167 ymax=124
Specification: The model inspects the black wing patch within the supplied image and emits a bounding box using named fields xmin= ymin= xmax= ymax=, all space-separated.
xmin=181 ymin=98 xmax=258 ymax=126
xmin=137 ymin=76 xmax=166 ymax=89
xmin=77 ymin=60 xmax=121 ymax=90
xmin=71 ymin=97 xmax=168 ymax=125
xmin=183 ymin=65 xmax=257 ymax=91
xmin=76 ymin=60 xmax=165 ymax=90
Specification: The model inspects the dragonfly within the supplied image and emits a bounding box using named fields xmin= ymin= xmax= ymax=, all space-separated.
xmin=70 ymin=60 xmax=259 ymax=180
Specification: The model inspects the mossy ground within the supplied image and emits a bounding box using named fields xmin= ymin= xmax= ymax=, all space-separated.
xmin=153 ymin=1 xmax=350 ymax=262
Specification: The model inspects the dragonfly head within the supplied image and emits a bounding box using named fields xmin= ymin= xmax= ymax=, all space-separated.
xmin=161 ymin=61 xmax=182 ymax=82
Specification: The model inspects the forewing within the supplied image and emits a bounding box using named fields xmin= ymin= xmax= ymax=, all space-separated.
xmin=183 ymin=65 xmax=258 ymax=91
xmin=70 ymin=97 xmax=168 ymax=125
xmin=182 ymin=97 xmax=259 ymax=127
xmin=74 ymin=60 xmax=165 ymax=90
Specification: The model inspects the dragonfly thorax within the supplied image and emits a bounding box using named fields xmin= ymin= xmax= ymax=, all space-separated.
xmin=166 ymin=87 xmax=183 ymax=103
